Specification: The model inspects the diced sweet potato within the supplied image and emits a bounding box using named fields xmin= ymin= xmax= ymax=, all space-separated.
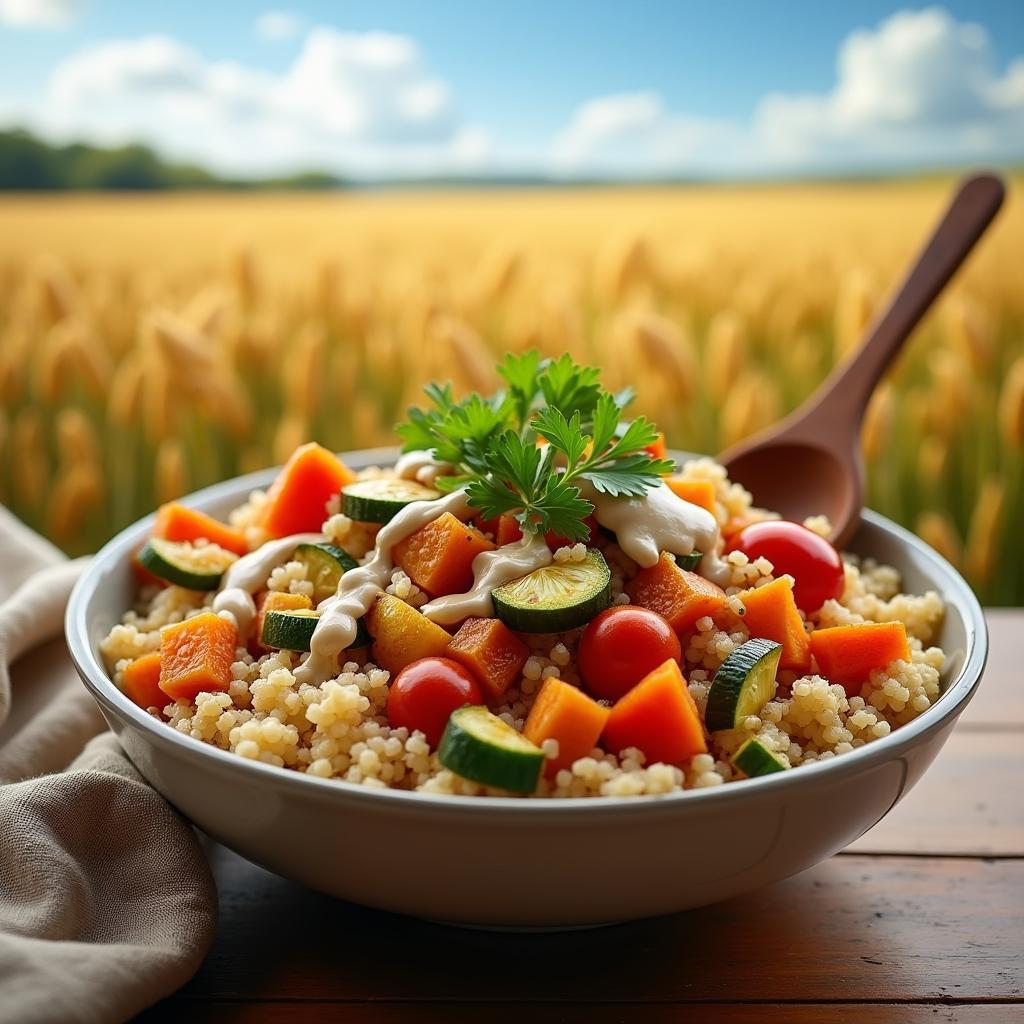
xmin=810 ymin=622 xmax=911 ymax=696
xmin=625 ymin=553 xmax=727 ymax=635
xmin=737 ymin=577 xmax=810 ymax=672
xmin=665 ymin=478 xmax=717 ymax=516
xmin=121 ymin=652 xmax=166 ymax=710
xmin=262 ymin=442 xmax=356 ymax=537
xmin=159 ymin=612 xmax=237 ymax=700
xmin=447 ymin=617 xmax=529 ymax=702
xmin=365 ymin=594 xmax=452 ymax=674
xmin=393 ymin=512 xmax=496 ymax=597
xmin=524 ymin=678 xmax=610 ymax=777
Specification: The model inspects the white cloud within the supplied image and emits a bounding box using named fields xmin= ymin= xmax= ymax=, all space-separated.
xmin=554 ymin=7 xmax=1024 ymax=177
xmin=254 ymin=10 xmax=303 ymax=43
xmin=15 ymin=27 xmax=490 ymax=177
xmin=0 ymin=0 xmax=78 ymax=28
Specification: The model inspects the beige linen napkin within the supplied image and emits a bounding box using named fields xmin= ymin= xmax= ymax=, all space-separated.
xmin=0 ymin=504 xmax=217 ymax=1023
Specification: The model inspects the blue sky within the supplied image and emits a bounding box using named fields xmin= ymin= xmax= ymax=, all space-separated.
xmin=1 ymin=1 xmax=1022 ymax=178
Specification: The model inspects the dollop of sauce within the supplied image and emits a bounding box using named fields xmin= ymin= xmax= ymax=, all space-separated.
xmin=421 ymin=530 xmax=553 ymax=625
xmin=295 ymin=488 xmax=473 ymax=683
xmin=587 ymin=480 xmax=730 ymax=586
xmin=394 ymin=449 xmax=454 ymax=487
xmin=213 ymin=532 xmax=326 ymax=634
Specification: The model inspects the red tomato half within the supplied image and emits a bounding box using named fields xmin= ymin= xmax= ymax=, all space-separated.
xmin=387 ymin=657 xmax=483 ymax=748
xmin=728 ymin=521 xmax=845 ymax=614
xmin=578 ymin=606 xmax=682 ymax=702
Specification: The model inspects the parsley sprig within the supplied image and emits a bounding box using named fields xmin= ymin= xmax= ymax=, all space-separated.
xmin=397 ymin=353 xmax=675 ymax=542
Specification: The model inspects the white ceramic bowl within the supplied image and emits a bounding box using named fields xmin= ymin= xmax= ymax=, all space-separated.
xmin=66 ymin=448 xmax=987 ymax=928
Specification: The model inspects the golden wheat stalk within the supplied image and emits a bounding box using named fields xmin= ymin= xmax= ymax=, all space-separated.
xmin=964 ymin=477 xmax=1005 ymax=586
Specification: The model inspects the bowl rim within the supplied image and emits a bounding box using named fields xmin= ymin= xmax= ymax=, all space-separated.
xmin=65 ymin=447 xmax=989 ymax=821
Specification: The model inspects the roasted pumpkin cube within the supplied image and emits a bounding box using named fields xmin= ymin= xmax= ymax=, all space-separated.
xmin=447 ymin=616 xmax=529 ymax=702
xmin=625 ymin=553 xmax=727 ymax=635
xmin=393 ymin=512 xmax=496 ymax=597
xmin=159 ymin=612 xmax=237 ymax=700
xmin=737 ymin=577 xmax=811 ymax=673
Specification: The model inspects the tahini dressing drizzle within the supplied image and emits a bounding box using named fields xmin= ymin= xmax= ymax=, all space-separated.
xmin=393 ymin=449 xmax=453 ymax=486
xmin=585 ymin=480 xmax=731 ymax=586
xmin=213 ymin=533 xmax=326 ymax=634
xmin=294 ymin=488 xmax=473 ymax=683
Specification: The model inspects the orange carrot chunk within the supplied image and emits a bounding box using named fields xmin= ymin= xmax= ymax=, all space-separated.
xmin=665 ymin=478 xmax=717 ymax=516
xmin=626 ymin=553 xmax=727 ymax=635
xmin=603 ymin=659 xmax=707 ymax=764
xmin=159 ymin=612 xmax=237 ymax=701
xmin=255 ymin=591 xmax=313 ymax=649
xmin=737 ymin=577 xmax=810 ymax=673
xmin=393 ymin=512 xmax=496 ymax=597
xmin=448 ymin=616 xmax=529 ymax=703
xmin=810 ymin=622 xmax=911 ymax=696
xmin=121 ymin=652 xmax=166 ymax=710
xmin=524 ymin=678 xmax=611 ymax=777
xmin=153 ymin=502 xmax=249 ymax=556
xmin=262 ymin=442 xmax=356 ymax=537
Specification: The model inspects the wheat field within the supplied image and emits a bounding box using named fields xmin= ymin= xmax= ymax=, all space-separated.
xmin=0 ymin=179 xmax=1021 ymax=603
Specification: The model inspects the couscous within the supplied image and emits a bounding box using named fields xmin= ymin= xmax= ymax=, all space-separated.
xmin=102 ymin=354 xmax=946 ymax=798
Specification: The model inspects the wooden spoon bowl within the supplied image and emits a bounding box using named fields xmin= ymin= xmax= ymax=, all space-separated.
xmin=720 ymin=173 xmax=1005 ymax=550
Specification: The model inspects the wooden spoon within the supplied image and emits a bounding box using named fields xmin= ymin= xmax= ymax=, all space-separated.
xmin=719 ymin=172 xmax=1005 ymax=549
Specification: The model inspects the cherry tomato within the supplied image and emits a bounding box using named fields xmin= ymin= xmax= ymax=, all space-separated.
xmin=387 ymin=657 xmax=483 ymax=748
xmin=578 ymin=606 xmax=682 ymax=702
xmin=728 ymin=520 xmax=845 ymax=613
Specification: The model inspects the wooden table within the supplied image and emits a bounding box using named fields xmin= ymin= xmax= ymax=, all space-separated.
xmin=139 ymin=611 xmax=1023 ymax=1024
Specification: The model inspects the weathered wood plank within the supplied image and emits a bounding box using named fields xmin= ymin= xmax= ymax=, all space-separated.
xmin=846 ymin=730 xmax=1024 ymax=856
xmin=164 ymin=851 xmax=1023 ymax=1005
xmin=137 ymin=1001 xmax=1024 ymax=1023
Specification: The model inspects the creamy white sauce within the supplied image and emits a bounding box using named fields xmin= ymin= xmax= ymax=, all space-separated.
xmin=295 ymin=488 xmax=473 ymax=683
xmin=213 ymin=532 xmax=325 ymax=634
xmin=394 ymin=449 xmax=454 ymax=487
xmin=587 ymin=480 xmax=730 ymax=586
xmin=421 ymin=530 xmax=553 ymax=625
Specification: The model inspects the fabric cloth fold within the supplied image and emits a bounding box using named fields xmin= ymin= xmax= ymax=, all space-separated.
xmin=0 ymin=504 xmax=217 ymax=1024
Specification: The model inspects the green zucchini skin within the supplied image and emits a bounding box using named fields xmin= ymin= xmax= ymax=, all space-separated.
xmin=491 ymin=549 xmax=612 ymax=633
xmin=438 ymin=706 xmax=544 ymax=793
xmin=261 ymin=609 xmax=369 ymax=652
xmin=675 ymin=551 xmax=702 ymax=571
xmin=342 ymin=479 xmax=441 ymax=524
xmin=137 ymin=538 xmax=233 ymax=590
xmin=705 ymin=637 xmax=783 ymax=732
xmin=294 ymin=542 xmax=358 ymax=604
xmin=732 ymin=737 xmax=789 ymax=777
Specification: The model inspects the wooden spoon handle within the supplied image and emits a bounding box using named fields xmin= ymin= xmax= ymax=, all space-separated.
xmin=793 ymin=173 xmax=1005 ymax=434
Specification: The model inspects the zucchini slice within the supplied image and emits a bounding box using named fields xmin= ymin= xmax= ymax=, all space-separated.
xmin=137 ymin=538 xmax=236 ymax=590
xmin=438 ymin=706 xmax=544 ymax=793
xmin=261 ymin=608 xmax=370 ymax=652
xmin=705 ymin=637 xmax=782 ymax=732
xmin=675 ymin=551 xmax=702 ymax=571
xmin=342 ymin=478 xmax=441 ymax=524
xmin=294 ymin=542 xmax=358 ymax=604
xmin=491 ymin=549 xmax=611 ymax=633
xmin=732 ymin=737 xmax=790 ymax=777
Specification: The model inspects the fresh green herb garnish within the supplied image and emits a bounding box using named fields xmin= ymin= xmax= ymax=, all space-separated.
xmin=397 ymin=354 xmax=675 ymax=541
